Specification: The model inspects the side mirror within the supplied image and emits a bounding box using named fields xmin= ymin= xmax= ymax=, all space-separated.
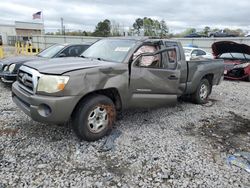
xmin=59 ymin=53 xmax=66 ymax=57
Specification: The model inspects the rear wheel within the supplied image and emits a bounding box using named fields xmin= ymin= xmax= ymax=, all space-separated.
xmin=192 ymin=79 xmax=211 ymax=104
xmin=72 ymin=94 xmax=116 ymax=141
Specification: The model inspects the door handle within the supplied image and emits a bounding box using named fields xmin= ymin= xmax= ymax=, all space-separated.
xmin=168 ymin=75 xmax=178 ymax=80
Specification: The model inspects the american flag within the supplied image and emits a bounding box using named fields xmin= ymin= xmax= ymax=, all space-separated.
xmin=32 ymin=11 xmax=41 ymax=19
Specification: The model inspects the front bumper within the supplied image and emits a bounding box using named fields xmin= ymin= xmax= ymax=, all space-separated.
xmin=0 ymin=72 xmax=17 ymax=82
xmin=224 ymin=67 xmax=250 ymax=80
xmin=12 ymin=81 xmax=81 ymax=124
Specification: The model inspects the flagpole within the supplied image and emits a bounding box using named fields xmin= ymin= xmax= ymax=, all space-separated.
xmin=42 ymin=11 xmax=45 ymax=35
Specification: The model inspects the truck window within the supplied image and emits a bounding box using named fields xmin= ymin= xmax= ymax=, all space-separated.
xmin=164 ymin=41 xmax=181 ymax=61
xmin=61 ymin=45 xmax=86 ymax=57
xmin=133 ymin=45 xmax=162 ymax=68
xmin=162 ymin=48 xmax=177 ymax=70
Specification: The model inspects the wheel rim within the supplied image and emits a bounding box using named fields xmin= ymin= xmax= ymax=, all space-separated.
xmin=199 ymin=84 xmax=208 ymax=100
xmin=87 ymin=106 xmax=108 ymax=133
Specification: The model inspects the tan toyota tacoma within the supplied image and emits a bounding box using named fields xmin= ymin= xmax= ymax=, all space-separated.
xmin=12 ymin=37 xmax=224 ymax=141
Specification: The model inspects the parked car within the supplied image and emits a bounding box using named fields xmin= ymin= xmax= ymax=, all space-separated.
xmin=212 ymin=41 xmax=250 ymax=81
xmin=12 ymin=37 xmax=224 ymax=141
xmin=183 ymin=47 xmax=213 ymax=61
xmin=208 ymin=30 xmax=238 ymax=37
xmin=184 ymin=33 xmax=206 ymax=38
xmin=0 ymin=43 xmax=91 ymax=83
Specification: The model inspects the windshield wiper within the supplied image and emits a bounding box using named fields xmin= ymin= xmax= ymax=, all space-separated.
xmin=96 ymin=57 xmax=109 ymax=62
xmin=80 ymin=55 xmax=86 ymax=58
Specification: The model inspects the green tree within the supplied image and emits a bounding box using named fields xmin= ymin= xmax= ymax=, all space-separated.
xmin=159 ymin=20 xmax=169 ymax=37
xmin=143 ymin=17 xmax=153 ymax=36
xmin=132 ymin=18 xmax=143 ymax=35
xmin=93 ymin=19 xmax=111 ymax=37
xmin=186 ymin=28 xmax=196 ymax=34
xmin=202 ymin=26 xmax=211 ymax=36
xmin=132 ymin=17 xmax=169 ymax=37
xmin=111 ymin=20 xmax=121 ymax=36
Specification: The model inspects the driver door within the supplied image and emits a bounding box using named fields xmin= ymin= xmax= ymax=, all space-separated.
xmin=129 ymin=45 xmax=181 ymax=107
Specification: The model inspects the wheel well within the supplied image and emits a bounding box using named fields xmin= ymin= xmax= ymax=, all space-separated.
xmin=202 ymin=74 xmax=214 ymax=86
xmin=71 ymin=88 xmax=122 ymax=118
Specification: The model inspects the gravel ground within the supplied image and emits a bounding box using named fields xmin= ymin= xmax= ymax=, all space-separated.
xmin=0 ymin=80 xmax=249 ymax=188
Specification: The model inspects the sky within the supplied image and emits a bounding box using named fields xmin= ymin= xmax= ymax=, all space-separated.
xmin=0 ymin=0 xmax=250 ymax=33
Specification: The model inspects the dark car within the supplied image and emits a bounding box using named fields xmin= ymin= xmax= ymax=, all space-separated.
xmin=0 ymin=35 xmax=2 ymax=45
xmin=0 ymin=43 xmax=90 ymax=82
xmin=212 ymin=41 xmax=250 ymax=81
xmin=208 ymin=30 xmax=238 ymax=37
xmin=184 ymin=33 xmax=206 ymax=38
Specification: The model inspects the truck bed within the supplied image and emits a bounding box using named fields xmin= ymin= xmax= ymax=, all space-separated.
xmin=184 ymin=58 xmax=224 ymax=94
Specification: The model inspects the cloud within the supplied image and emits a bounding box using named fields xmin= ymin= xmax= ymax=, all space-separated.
xmin=0 ymin=0 xmax=250 ymax=32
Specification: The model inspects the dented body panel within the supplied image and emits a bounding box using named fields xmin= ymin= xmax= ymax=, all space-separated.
xmin=12 ymin=38 xmax=224 ymax=124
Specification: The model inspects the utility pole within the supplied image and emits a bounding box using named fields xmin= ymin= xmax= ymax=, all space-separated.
xmin=61 ymin=17 xmax=64 ymax=35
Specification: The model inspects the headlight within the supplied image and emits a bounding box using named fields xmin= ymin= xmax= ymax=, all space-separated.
xmin=37 ymin=75 xmax=69 ymax=93
xmin=8 ymin=64 xmax=16 ymax=73
xmin=234 ymin=63 xmax=250 ymax=69
xmin=3 ymin=65 xmax=8 ymax=71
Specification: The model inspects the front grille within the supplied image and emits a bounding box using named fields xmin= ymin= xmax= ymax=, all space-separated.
xmin=18 ymin=70 xmax=34 ymax=92
xmin=17 ymin=66 xmax=41 ymax=94
xmin=0 ymin=63 xmax=3 ymax=71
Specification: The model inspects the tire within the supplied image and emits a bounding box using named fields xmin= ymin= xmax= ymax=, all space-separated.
xmin=72 ymin=94 xmax=116 ymax=141
xmin=192 ymin=79 xmax=211 ymax=104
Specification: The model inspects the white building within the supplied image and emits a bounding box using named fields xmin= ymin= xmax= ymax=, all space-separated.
xmin=0 ymin=21 xmax=44 ymax=45
xmin=0 ymin=24 xmax=16 ymax=45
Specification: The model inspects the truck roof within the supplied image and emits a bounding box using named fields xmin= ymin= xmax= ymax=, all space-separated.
xmin=105 ymin=37 xmax=178 ymax=44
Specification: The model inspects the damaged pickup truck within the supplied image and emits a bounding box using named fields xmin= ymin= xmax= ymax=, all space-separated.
xmin=212 ymin=41 xmax=250 ymax=81
xmin=12 ymin=37 xmax=224 ymax=141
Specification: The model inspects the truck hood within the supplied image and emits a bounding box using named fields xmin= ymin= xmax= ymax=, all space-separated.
xmin=0 ymin=55 xmax=42 ymax=66
xmin=24 ymin=57 xmax=116 ymax=74
xmin=212 ymin=41 xmax=250 ymax=56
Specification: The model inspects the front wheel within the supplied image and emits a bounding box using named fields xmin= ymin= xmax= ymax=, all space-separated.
xmin=192 ymin=79 xmax=211 ymax=104
xmin=72 ymin=94 xmax=116 ymax=141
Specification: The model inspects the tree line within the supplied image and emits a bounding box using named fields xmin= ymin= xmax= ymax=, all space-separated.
xmin=46 ymin=18 xmax=247 ymax=37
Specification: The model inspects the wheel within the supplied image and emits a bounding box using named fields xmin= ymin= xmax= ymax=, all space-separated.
xmin=72 ymin=94 xmax=116 ymax=141
xmin=192 ymin=79 xmax=211 ymax=104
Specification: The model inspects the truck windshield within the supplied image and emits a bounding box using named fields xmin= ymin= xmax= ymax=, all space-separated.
xmin=81 ymin=39 xmax=136 ymax=63
xmin=37 ymin=44 xmax=65 ymax=58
